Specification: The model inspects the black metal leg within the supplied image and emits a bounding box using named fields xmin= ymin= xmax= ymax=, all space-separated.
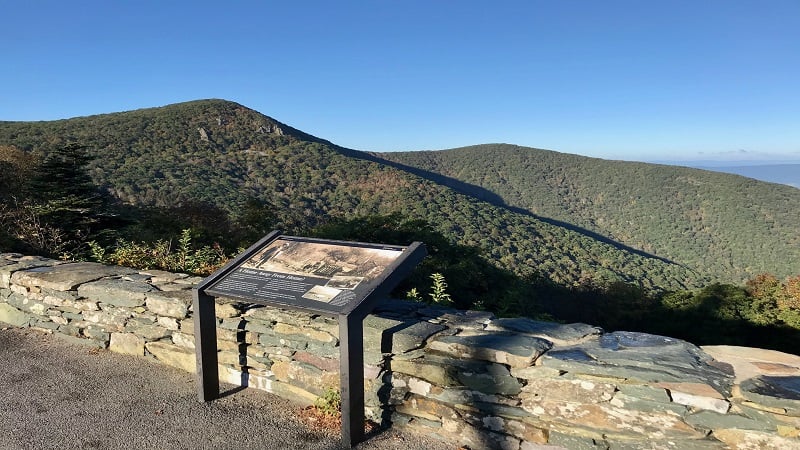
xmin=193 ymin=289 xmax=219 ymax=402
xmin=339 ymin=313 xmax=365 ymax=447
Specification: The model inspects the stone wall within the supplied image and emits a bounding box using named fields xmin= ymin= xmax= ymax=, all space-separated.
xmin=1 ymin=253 xmax=799 ymax=449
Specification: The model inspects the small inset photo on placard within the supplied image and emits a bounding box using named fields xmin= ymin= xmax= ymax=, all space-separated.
xmin=302 ymin=285 xmax=342 ymax=303
xmin=326 ymin=276 xmax=364 ymax=290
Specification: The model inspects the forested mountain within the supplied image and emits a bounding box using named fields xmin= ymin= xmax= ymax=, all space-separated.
xmin=3 ymin=99 xmax=800 ymax=353
xmin=0 ymin=100 xmax=705 ymax=294
xmin=376 ymin=145 xmax=800 ymax=283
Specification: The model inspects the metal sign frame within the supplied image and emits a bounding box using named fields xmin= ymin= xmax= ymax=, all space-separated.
xmin=192 ymin=231 xmax=426 ymax=447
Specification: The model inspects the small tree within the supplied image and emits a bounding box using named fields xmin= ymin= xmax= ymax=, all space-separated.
xmin=14 ymin=143 xmax=109 ymax=258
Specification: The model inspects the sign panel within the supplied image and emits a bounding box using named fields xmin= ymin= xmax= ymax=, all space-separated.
xmin=204 ymin=235 xmax=410 ymax=315
xmin=194 ymin=232 xmax=426 ymax=447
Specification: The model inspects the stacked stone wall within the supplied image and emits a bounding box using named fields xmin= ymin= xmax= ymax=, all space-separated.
xmin=1 ymin=253 xmax=799 ymax=449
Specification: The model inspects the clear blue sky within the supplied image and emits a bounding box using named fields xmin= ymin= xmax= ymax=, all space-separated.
xmin=2 ymin=1 xmax=799 ymax=162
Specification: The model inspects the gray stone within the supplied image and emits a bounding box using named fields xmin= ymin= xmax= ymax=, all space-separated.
xmin=521 ymin=378 xmax=616 ymax=406
xmin=61 ymin=312 xmax=84 ymax=321
xmin=52 ymin=333 xmax=105 ymax=349
xmin=608 ymin=438 xmax=729 ymax=449
xmin=390 ymin=355 xmax=462 ymax=386
xmin=425 ymin=385 xmax=521 ymax=407
xmin=109 ymin=332 xmax=145 ymax=356
xmin=145 ymin=341 xmax=196 ymax=372
xmin=531 ymin=401 xmax=703 ymax=440
xmin=145 ymin=290 xmax=191 ymax=318
xmin=258 ymin=331 xmax=308 ymax=350
xmin=57 ymin=324 xmax=80 ymax=336
xmin=270 ymin=360 xmax=338 ymax=396
xmin=703 ymin=345 xmax=800 ymax=384
xmin=120 ymin=273 xmax=152 ymax=282
xmin=486 ymin=318 xmax=603 ymax=345
xmin=82 ymin=325 xmax=110 ymax=342
xmin=11 ymin=262 xmax=135 ymax=291
xmin=138 ymin=269 xmax=188 ymax=283
xmin=540 ymin=332 xmax=734 ymax=395
xmin=713 ymin=428 xmax=800 ymax=449
xmin=5 ymin=292 xmax=26 ymax=309
xmin=656 ymin=381 xmax=730 ymax=413
xmin=82 ymin=306 xmax=132 ymax=330
xmin=0 ymin=303 xmax=34 ymax=326
xmin=363 ymin=315 xmax=405 ymax=354
xmin=428 ymin=332 xmax=552 ymax=368
xmin=33 ymin=320 xmax=60 ymax=330
xmin=215 ymin=301 xmax=241 ymax=318
xmin=274 ymin=322 xmax=337 ymax=344
xmin=7 ymin=292 xmax=49 ymax=315
xmin=686 ymin=410 xmax=774 ymax=432
xmin=616 ymin=384 xmax=673 ymax=403
xmin=219 ymin=317 xmax=245 ymax=330
xmin=739 ymin=376 xmax=800 ymax=416
xmin=172 ymin=332 xmax=195 ymax=349
xmin=372 ymin=298 xmax=425 ymax=318
xmin=77 ymin=278 xmax=153 ymax=307
xmin=419 ymin=307 xmax=495 ymax=330
xmin=157 ymin=316 xmax=179 ymax=330
xmin=236 ymin=319 xmax=276 ymax=334
xmin=293 ymin=351 xmax=339 ymax=372
xmin=305 ymin=341 xmax=339 ymax=358
xmin=153 ymin=283 xmax=190 ymax=292
xmin=124 ymin=322 xmax=172 ymax=340
xmin=0 ymin=255 xmax=62 ymax=288
xmin=175 ymin=276 xmax=203 ymax=285
xmin=130 ymin=313 xmax=157 ymax=324
xmin=39 ymin=287 xmax=79 ymax=306
xmin=459 ymin=363 xmax=522 ymax=395
xmin=547 ymin=432 xmax=609 ymax=450
xmin=389 ymin=320 xmax=447 ymax=354
xmin=243 ymin=306 xmax=310 ymax=326
xmin=608 ymin=390 xmax=689 ymax=415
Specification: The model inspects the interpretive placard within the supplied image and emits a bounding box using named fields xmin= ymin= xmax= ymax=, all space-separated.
xmin=204 ymin=236 xmax=410 ymax=315
xmin=194 ymin=231 xmax=426 ymax=447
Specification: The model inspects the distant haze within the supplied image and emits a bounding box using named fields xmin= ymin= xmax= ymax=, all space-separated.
xmin=655 ymin=161 xmax=800 ymax=189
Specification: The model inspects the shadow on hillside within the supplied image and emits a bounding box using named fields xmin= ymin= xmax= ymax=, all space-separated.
xmin=341 ymin=149 xmax=678 ymax=266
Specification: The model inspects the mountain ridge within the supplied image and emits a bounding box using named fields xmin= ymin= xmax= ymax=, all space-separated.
xmin=1 ymin=99 xmax=796 ymax=290
xmin=377 ymin=144 xmax=800 ymax=282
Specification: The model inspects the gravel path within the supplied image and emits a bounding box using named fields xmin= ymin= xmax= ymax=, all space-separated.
xmin=0 ymin=327 xmax=455 ymax=450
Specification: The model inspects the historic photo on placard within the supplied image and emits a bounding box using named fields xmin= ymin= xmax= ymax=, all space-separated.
xmin=243 ymin=238 xmax=402 ymax=284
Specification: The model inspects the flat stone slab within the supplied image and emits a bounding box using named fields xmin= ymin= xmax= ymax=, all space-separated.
xmin=0 ymin=254 xmax=63 ymax=288
xmin=540 ymin=331 xmax=734 ymax=395
xmin=77 ymin=278 xmax=154 ymax=307
xmin=388 ymin=320 xmax=448 ymax=354
xmin=655 ymin=382 xmax=730 ymax=413
xmin=393 ymin=354 xmax=522 ymax=395
xmin=419 ymin=308 xmax=496 ymax=330
xmin=685 ymin=410 xmax=774 ymax=433
xmin=713 ymin=428 xmax=800 ymax=450
xmin=10 ymin=262 xmax=136 ymax=291
xmin=372 ymin=298 xmax=425 ymax=318
xmin=145 ymin=290 xmax=192 ymax=319
xmin=485 ymin=318 xmax=603 ymax=345
xmin=702 ymin=345 xmax=800 ymax=383
xmin=0 ymin=303 xmax=34 ymax=327
xmin=428 ymin=331 xmax=552 ymax=368
xmin=739 ymin=376 xmax=800 ymax=416
xmin=243 ymin=307 xmax=310 ymax=327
